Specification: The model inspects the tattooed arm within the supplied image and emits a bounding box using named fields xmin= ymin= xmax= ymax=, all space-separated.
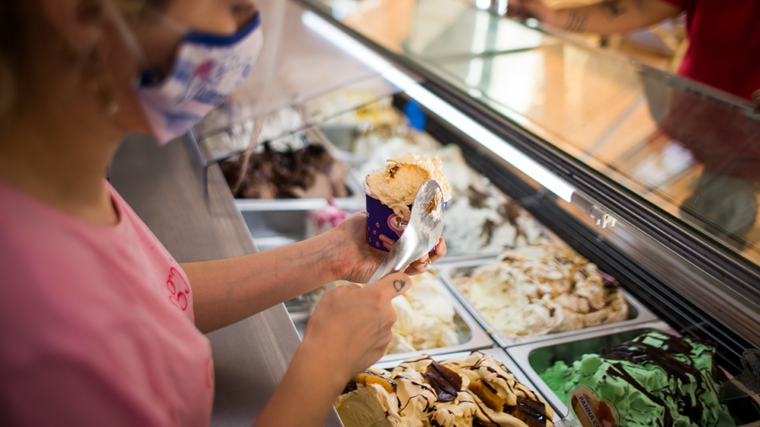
xmin=508 ymin=0 xmax=682 ymax=35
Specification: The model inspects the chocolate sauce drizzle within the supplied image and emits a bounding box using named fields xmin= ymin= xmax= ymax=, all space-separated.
xmin=508 ymin=400 xmax=549 ymax=427
xmin=467 ymin=353 xmax=549 ymax=426
xmin=600 ymin=333 xmax=719 ymax=426
xmin=425 ymin=361 xmax=462 ymax=402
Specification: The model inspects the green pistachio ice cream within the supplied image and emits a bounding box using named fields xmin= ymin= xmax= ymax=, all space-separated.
xmin=539 ymin=332 xmax=735 ymax=427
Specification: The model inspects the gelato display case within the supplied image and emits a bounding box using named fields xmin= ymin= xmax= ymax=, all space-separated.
xmin=127 ymin=0 xmax=760 ymax=425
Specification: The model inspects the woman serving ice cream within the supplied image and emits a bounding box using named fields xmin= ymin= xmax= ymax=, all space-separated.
xmin=0 ymin=1 xmax=446 ymax=426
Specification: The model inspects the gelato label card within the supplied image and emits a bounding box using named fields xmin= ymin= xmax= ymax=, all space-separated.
xmin=567 ymin=386 xmax=619 ymax=427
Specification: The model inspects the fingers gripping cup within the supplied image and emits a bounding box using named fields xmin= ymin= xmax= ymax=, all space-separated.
xmin=364 ymin=153 xmax=452 ymax=252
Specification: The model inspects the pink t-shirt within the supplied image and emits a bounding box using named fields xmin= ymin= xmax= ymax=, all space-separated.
xmin=0 ymin=182 xmax=213 ymax=426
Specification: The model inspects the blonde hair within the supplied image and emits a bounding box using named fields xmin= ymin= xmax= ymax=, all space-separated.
xmin=0 ymin=0 xmax=169 ymax=115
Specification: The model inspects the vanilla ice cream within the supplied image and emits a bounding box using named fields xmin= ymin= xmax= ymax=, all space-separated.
xmin=310 ymin=272 xmax=459 ymax=355
xmin=365 ymin=153 xmax=452 ymax=220
xmin=388 ymin=272 xmax=459 ymax=354
xmin=455 ymin=241 xmax=629 ymax=338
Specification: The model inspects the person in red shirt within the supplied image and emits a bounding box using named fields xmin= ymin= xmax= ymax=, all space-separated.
xmin=508 ymin=0 xmax=760 ymax=105
xmin=510 ymin=0 xmax=760 ymax=248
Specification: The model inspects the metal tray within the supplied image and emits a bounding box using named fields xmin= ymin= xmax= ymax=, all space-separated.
xmin=285 ymin=277 xmax=494 ymax=364
xmin=437 ymin=259 xmax=660 ymax=348
xmin=508 ymin=322 xmax=760 ymax=426
xmin=238 ymin=190 xmax=364 ymax=251
xmin=231 ymin=127 xmax=366 ymax=251
xmin=232 ymin=127 xmax=365 ymax=211
xmin=371 ymin=348 xmax=561 ymax=424
xmin=508 ymin=321 xmax=677 ymax=418
xmin=234 ymin=168 xmax=365 ymax=211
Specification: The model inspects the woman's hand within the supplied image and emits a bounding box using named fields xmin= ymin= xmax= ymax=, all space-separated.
xmin=254 ymin=273 xmax=412 ymax=427
xmin=753 ymin=89 xmax=759 ymax=114
xmin=325 ymin=212 xmax=447 ymax=284
xmin=300 ymin=272 xmax=412 ymax=379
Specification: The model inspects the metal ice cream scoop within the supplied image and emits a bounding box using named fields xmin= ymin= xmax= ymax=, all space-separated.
xmin=367 ymin=179 xmax=445 ymax=284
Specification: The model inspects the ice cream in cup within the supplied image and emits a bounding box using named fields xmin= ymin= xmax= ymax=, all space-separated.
xmin=363 ymin=153 xmax=452 ymax=251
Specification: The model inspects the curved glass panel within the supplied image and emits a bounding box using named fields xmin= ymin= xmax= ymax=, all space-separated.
xmin=304 ymin=0 xmax=760 ymax=265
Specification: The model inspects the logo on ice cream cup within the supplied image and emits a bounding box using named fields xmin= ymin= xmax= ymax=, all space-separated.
xmin=557 ymin=385 xmax=619 ymax=427
xmin=387 ymin=214 xmax=408 ymax=237
xmin=365 ymin=185 xmax=446 ymax=252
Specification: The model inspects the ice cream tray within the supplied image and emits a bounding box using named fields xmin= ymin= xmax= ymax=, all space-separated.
xmin=230 ymin=127 xmax=366 ymax=250
xmin=231 ymin=126 xmax=364 ymax=206
xmin=372 ymin=347 xmax=562 ymax=424
xmin=285 ymin=277 xmax=494 ymax=365
xmin=237 ymin=179 xmax=364 ymax=251
xmin=436 ymin=259 xmax=660 ymax=348
xmin=507 ymin=321 xmax=677 ymax=418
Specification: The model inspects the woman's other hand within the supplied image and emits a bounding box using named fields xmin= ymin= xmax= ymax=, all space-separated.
xmin=300 ymin=272 xmax=411 ymax=379
xmin=326 ymin=212 xmax=447 ymax=284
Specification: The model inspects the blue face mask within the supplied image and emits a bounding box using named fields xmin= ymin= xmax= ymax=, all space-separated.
xmin=137 ymin=14 xmax=263 ymax=144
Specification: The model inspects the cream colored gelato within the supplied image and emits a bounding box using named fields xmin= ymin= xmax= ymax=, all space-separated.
xmin=388 ymin=272 xmax=459 ymax=354
xmin=355 ymin=134 xmax=473 ymax=197
xmin=335 ymin=370 xmax=401 ymax=427
xmin=365 ymin=153 xmax=453 ymax=220
xmin=310 ymin=272 xmax=459 ymax=355
xmin=455 ymin=240 xmax=629 ymax=338
xmin=335 ymin=353 xmax=554 ymax=427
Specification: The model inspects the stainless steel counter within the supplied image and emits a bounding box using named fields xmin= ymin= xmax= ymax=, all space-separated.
xmin=110 ymin=133 xmax=343 ymax=427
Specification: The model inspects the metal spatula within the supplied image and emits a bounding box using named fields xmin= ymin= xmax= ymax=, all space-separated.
xmin=367 ymin=179 xmax=445 ymax=284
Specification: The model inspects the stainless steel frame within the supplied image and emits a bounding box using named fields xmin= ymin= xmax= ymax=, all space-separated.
xmin=437 ymin=259 xmax=659 ymax=348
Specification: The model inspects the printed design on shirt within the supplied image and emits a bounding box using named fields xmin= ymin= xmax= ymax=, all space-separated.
xmin=167 ymin=266 xmax=190 ymax=311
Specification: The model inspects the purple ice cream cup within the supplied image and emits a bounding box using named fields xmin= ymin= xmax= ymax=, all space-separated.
xmin=365 ymin=185 xmax=446 ymax=252
xmin=366 ymin=193 xmax=409 ymax=252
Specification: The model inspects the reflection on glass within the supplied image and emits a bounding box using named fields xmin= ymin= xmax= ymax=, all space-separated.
xmin=428 ymin=44 xmax=760 ymax=255
xmin=311 ymin=0 xmax=551 ymax=58
xmin=194 ymin=0 xmax=401 ymax=159
xmin=305 ymin=0 xmax=760 ymax=264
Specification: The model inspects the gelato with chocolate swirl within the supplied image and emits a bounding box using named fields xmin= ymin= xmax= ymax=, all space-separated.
xmin=455 ymin=241 xmax=628 ymax=338
xmin=540 ymin=332 xmax=735 ymax=427
xmin=221 ymin=142 xmax=348 ymax=199
xmin=335 ymin=352 xmax=554 ymax=427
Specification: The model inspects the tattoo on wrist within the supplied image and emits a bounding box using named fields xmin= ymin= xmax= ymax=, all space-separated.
xmin=565 ymin=10 xmax=589 ymax=32
xmin=600 ymin=0 xmax=627 ymax=21
xmin=393 ymin=280 xmax=406 ymax=292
